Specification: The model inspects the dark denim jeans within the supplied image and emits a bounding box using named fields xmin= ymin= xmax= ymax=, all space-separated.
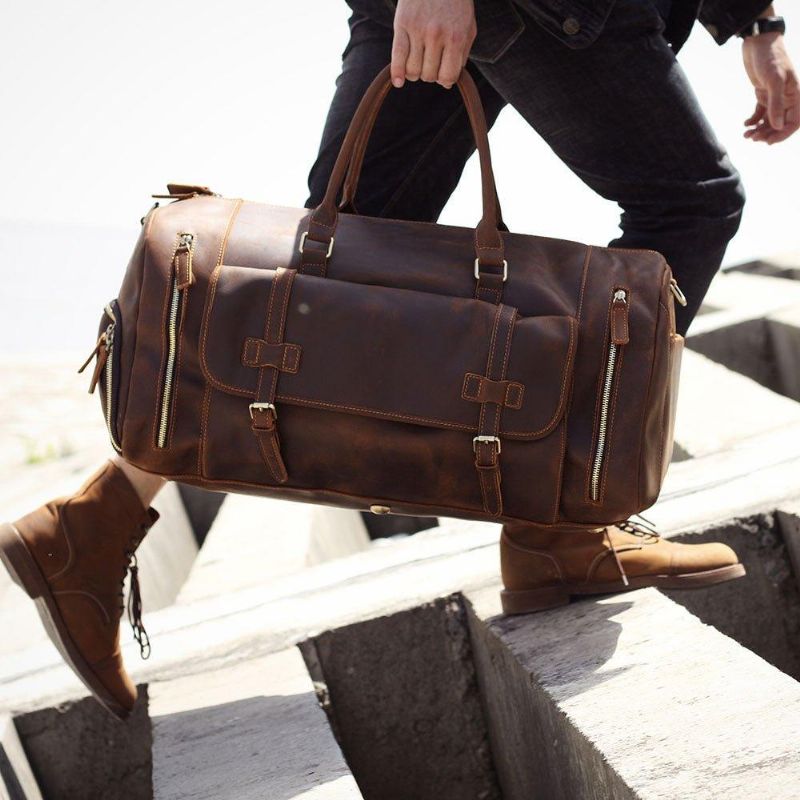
xmin=306 ymin=0 xmax=744 ymax=335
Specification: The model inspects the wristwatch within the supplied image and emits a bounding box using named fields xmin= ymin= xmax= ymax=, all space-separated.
xmin=738 ymin=16 xmax=786 ymax=38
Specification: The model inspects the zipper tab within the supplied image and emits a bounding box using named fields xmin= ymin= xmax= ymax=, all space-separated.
xmin=78 ymin=331 xmax=107 ymax=377
xmin=669 ymin=278 xmax=687 ymax=307
xmin=610 ymin=289 xmax=629 ymax=345
xmin=590 ymin=288 xmax=630 ymax=501
xmin=174 ymin=233 xmax=195 ymax=290
xmin=79 ymin=323 xmax=113 ymax=394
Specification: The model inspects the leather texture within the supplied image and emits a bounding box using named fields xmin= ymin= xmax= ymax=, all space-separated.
xmin=500 ymin=522 xmax=740 ymax=590
xmin=10 ymin=462 xmax=157 ymax=714
xmin=91 ymin=66 xmax=683 ymax=528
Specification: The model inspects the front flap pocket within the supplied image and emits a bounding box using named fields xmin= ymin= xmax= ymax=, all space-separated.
xmin=200 ymin=266 xmax=576 ymax=440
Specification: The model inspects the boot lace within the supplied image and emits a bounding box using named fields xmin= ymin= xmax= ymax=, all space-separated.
xmin=119 ymin=527 xmax=151 ymax=660
xmin=604 ymin=514 xmax=661 ymax=588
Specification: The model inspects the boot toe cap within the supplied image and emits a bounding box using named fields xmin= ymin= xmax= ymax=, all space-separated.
xmin=672 ymin=540 xmax=740 ymax=573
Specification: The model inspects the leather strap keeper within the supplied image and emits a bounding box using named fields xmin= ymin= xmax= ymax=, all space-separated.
xmin=462 ymin=373 xmax=524 ymax=409
xmin=242 ymin=339 xmax=302 ymax=372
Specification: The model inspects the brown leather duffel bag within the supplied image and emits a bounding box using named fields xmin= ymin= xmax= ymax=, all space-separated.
xmin=83 ymin=66 xmax=685 ymax=528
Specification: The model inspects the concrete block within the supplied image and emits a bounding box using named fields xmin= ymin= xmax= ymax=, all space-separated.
xmin=149 ymin=648 xmax=361 ymax=800
xmin=13 ymin=687 xmax=151 ymax=800
xmin=0 ymin=521 xmax=500 ymax=713
xmin=689 ymin=270 xmax=800 ymax=338
xmin=766 ymin=306 xmax=800 ymax=401
xmin=176 ymin=495 xmax=370 ymax=605
xmin=673 ymin=349 xmax=800 ymax=458
xmin=133 ymin=482 xmax=198 ymax=613
xmin=651 ymin=423 xmax=800 ymax=533
xmin=776 ymin=497 xmax=800 ymax=593
xmin=725 ymin=251 xmax=800 ymax=282
xmin=0 ymin=715 xmax=42 ymax=800
xmin=665 ymin=514 xmax=800 ymax=680
xmin=175 ymin=484 xmax=225 ymax=546
xmin=300 ymin=596 xmax=499 ymax=800
xmin=466 ymin=586 xmax=800 ymax=800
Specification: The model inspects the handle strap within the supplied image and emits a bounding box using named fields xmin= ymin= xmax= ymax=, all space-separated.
xmin=339 ymin=87 xmax=508 ymax=233
xmin=300 ymin=65 xmax=507 ymax=295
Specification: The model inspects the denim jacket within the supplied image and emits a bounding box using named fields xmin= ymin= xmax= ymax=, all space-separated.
xmin=347 ymin=0 xmax=774 ymax=59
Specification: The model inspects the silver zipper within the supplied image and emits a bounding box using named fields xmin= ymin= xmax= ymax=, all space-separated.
xmin=156 ymin=234 xmax=193 ymax=448
xmin=590 ymin=289 xmax=628 ymax=501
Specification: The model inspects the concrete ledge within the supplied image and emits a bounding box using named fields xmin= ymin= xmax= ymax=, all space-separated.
xmin=673 ymin=349 xmax=800 ymax=458
xmin=466 ymin=587 xmax=800 ymax=800
xmin=176 ymin=497 xmax=370 ymax=605
xmin=0 ymin=714 xmax=42 ymax=800
xmin=150 ymin=648 xmax=361 ymax=800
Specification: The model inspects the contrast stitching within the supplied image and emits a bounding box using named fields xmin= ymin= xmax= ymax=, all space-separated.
xmin=52 ymin=590 xmax=111 ymax=625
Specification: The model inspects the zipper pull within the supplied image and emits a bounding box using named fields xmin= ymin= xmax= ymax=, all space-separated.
xmin=78 ymin=324 xmax=113 ymax=394
xmin=611 ymin=289 xmax=629 ymax=345
xmin=87 ymin=346 xmax=109 ymax=395
xmin=174 ymin=233 xmax=195 ymax=290
xmin=669 ymin=277 xmax=687 ymax=307
xmin=78 ymin=331 xmax=107 ymax=376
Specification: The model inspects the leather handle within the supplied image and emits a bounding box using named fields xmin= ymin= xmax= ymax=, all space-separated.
xmin=302 ymin=65 xmax=506 ymax=272
xmin=339 ymin=82 xmax=508 ymax=233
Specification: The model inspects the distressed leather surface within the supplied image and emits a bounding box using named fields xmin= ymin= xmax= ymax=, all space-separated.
xmin=101 ymin=68 xmax=681 ymax=527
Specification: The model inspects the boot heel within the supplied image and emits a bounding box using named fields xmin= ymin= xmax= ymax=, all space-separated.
xmin=0 ymin=523 xmax=45 ymax=599
xmin=500 ymin=584 xmax=569 ymax=615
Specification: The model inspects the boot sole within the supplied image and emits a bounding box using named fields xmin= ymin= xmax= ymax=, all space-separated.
xmin=0 ymin=522 xmax=132 ymax=720
xmin=501 ymin=563 xmax=747 ymax=615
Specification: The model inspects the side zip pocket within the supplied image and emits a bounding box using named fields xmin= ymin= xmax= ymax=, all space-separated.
xmin=79 ymin=300 xmax=123 ymax=453
xmin=590 ymin=288 xmax=629 ymax=501
xmin=156 ymin=232 xmax=194 ymax=449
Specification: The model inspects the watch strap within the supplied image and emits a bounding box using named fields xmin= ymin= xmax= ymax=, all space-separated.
xmin=739 ymin=16 xmax=786 ymax=38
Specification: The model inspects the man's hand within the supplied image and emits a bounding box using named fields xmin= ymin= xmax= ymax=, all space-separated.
xmin=391 ymin=0 xmax=476 ymax=89
xmin=743 ymin=29 xmax=799 ymax=144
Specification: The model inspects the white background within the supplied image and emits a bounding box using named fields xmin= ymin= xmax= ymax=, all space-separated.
xmin=0 ymin=1 xmax=798 ymax=352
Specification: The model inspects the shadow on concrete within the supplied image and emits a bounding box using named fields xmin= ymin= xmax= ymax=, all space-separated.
xmin=480 ymin=596 xmax=631 ymax=702
xmin=151 ymin=691 xmax=353 ymax=800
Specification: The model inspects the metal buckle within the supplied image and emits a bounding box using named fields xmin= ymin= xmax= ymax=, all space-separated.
xmin=299 ymin=231 xmax=335 ymax=259
xmin=249 ymin=402 xmax=277 ymax=421
xmin=473 ymin=258 xmax=508 ymax=282
xmin=473 ymin=435 xmax=501 ymax=454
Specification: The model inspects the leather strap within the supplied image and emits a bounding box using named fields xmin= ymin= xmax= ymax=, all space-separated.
xmin=462 ymin=373 xmax=524 ymax=409
xmin=474 ymin=304 xmax=517 ymax=516
xmin=301 ymin=65 xmax=507 ymax=293
xmin=340 ymin=80 xmax=508 ymax=233
xmin=247 ymin=267 xmax=297 ymax=483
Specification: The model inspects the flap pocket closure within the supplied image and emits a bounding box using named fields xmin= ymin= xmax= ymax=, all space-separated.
xmin=200 ymin=266 xmax=576 ymax=441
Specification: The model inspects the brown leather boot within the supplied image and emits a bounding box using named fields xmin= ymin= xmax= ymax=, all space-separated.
xmin=0 ymin=461 xmax=158 ymax=719
xmin=500 ymin=518 xmax=746 ymax=615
